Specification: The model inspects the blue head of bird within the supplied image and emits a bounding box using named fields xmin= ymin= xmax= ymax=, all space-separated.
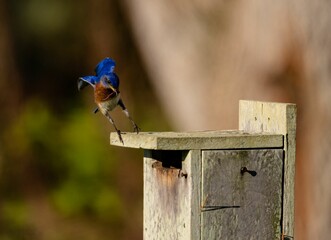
xmin=99 ymin=75 xmax=118 ymax=93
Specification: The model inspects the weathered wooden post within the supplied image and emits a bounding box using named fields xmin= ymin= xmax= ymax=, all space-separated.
xmin=110 ymin=100 xmax=296 ymax=240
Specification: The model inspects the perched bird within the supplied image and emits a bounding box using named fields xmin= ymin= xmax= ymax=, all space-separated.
xmin=78 ymin=57 xmax=140 ymax=143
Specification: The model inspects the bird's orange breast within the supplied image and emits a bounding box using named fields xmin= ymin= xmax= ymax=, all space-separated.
xmin=94 ymin=84 xmax=118 ymax=103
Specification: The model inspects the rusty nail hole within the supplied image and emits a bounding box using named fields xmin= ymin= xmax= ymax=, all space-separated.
xmin=178 ymin=170 xmax=188 ymax=178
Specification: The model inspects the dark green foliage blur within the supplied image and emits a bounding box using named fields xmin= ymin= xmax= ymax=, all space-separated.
xmin=0 ymin=0 xmax=170 ymax=239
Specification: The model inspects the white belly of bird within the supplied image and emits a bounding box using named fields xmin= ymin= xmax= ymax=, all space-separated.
xmin=98 ymin=93 xmax=120 ymax=113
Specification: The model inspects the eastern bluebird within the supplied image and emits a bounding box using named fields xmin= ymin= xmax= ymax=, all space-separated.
xmin=78 ymin=57 xmax=140 ymax=143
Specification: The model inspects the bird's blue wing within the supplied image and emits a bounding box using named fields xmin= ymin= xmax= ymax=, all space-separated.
xmin=77 ymin=75 xmax=98 ymax=90
xmin=94 ymin=58 xmax=116 ymax=76
xmin=78 ymin=58 xmax=117 ymax=90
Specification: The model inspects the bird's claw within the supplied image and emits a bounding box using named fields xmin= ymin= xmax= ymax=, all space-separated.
xmin=133 ymin=124 xmax=140 ymax=134
xmin=117 ymin=130 xmax=124 ymax=144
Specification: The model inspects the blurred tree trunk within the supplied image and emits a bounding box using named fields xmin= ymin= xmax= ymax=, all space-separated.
xmin=0 ymin=0 xmax=22 ymax=190
xmin=123 ymin=0 xmax=331 ymax=239
xmin=0 ymin=0 xmax=21 ymax=126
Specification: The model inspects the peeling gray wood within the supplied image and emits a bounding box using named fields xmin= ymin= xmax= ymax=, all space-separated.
xmin=239 ymin=100 xmax=296 ymax=238
xmin=143 ymin=150 xmax=201 ymax=240
xmin=201 ymin=149 xmax=283 ymax=239
xmin=110 ymin=130 xmax=283 ymax=150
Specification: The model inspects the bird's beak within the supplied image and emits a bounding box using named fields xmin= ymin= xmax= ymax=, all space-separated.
xmin=106 ymin=82 xmax=118 ymax=94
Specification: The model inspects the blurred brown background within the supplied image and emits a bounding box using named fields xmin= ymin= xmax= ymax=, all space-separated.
xmin=1 ymin=0 xmax=330 ymax=239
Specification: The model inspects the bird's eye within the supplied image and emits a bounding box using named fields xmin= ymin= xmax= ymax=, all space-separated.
xmin=103 ymin=77 xmax=110 ymax=83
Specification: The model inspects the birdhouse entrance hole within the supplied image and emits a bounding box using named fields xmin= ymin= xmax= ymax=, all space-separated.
xmin=149 ymin=150 xmax=189 ymax=169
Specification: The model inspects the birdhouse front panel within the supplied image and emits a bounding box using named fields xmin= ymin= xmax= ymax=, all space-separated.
xmin=201 ymin=149 xmax=284 ymax=239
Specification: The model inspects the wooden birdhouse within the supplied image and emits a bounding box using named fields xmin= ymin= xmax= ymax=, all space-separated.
xmin=111 ymin=100 xmax=296 ymax=240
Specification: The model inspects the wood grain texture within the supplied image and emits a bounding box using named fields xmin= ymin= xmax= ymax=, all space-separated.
xmin=239 ymin=100 xmax=296 ymax=238
xmin=143 ymin=150 xmax=201 ymax=240
xmin=201 ymin=149 xmax=283 ymax=240
xmin=110 ymin=130 xmax=283 ymax=150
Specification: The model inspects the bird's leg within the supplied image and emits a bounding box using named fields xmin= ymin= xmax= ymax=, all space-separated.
xmin=118 ymin=99 xmax=140 ymax=134
xmin=104 ymin=111 xmax=124 ymax=144
xmin=93 ymin=107 xmax=99 ymax=114
xmin=123 ymin=109 xmax=140 ymax=134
